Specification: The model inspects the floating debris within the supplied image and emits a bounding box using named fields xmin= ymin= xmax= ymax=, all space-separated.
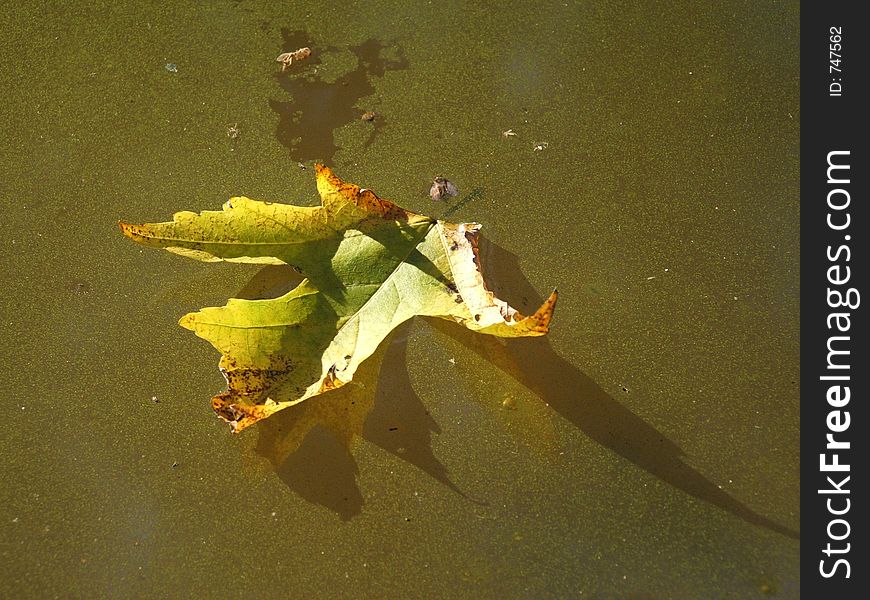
xmin=429 ymin=176 xmax=459 ymax=201
xmin=227 ymin=123 xmax=240 ymax=139
xmin=297 ymin=162 xmax=307 ymax=170
xmin=164 ymin=63 xmax=178 ymax=73
xmin=361 ymin=111 xmax=377 ymax=122
xmin=276 ymin=47 xmax=311 ymax=71
xmin=502 ymin=129 xmax=517 ymax=138
xmin=533 ymin=141 xmax=549 ymax=151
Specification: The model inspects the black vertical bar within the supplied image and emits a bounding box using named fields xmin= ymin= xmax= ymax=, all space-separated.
xmin=802 ymin=2 xmax=867 ymax=596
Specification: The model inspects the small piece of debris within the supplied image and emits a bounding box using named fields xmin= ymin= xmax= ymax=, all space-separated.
xmin=297 ymin=162 xmax=307 ymax=170
xmin=171 ymin=461 xmax=179 ymax=468
xmin=164 ymin=63 xmax=178 ymax=73
xmin=502 ymin=128 xmax=517 ymax=138
xmin=227 ymin=124 xmax=240 ymax=140
xmin=276 ymin=47 xmax=311 ymax=71
xmin=533 ymin=142 xmax=549 ymax=151
xmin=71 ymin=280 xmax=90 ymax=295
xmin=429 ymin=176 xmax=459 ymax=201
xmin=361 ymin=111 xmax=377 ymax=122
xmin=448 ymin=357 xmax=456 ymax=365
xmin=151 ymin=396 xmax=159 ymax=403
xmin=501 ymin=396 xmax=517 ymax=410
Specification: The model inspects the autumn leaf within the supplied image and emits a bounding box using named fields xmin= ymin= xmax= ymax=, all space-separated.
xmin=120 ymin=165 xmax=557 ymax=433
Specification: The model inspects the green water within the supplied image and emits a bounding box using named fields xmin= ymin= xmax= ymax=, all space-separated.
xmin=1 ymin=1 xmax=799 ymax=598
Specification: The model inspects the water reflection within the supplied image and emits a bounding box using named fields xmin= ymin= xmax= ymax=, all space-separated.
xmin=269 ymin=29 xmax=408 ymax=163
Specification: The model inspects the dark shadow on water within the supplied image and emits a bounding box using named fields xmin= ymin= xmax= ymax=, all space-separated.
xmin=253 ymin=332 xmax=383 ymax=520
xmin=427 ymin=237 xmax=800 ymax=540
xmin=269 ymin=29 xmax=409 ymax=163
xmin=245 ymin=235 xmax=795 ymax=537
xmin=234 ymin=265 xmax=303 ymax=300
xmin=274 ymin=425 xmax=363 ymax=521
xmin=362 ymin=329 xmax=483 ymax=504
xmin=439 ymin=187 xmax=485 ymax=221
xmin=254 ymin=322 xmax=478 ymax=518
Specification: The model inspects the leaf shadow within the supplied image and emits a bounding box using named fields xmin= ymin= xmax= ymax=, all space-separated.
xmin=270 ymin=425 xmax=364 ymax=520
xmin=426 ymin=237 xmax=799 ymax=540
xmin=252 ymin=327 xmax=381 ymax=521
xmin=245 ymin=264 xmax=478 ymax=517
xmin=269 ymin=29 xmax=409 ymax=163
xmin=361 ymin=326 xmax=483 ymax=504
xmin=238 ymin=240 xmax=796 ymax=538
xmin=439 ymin=187 xmax=485 ymax=221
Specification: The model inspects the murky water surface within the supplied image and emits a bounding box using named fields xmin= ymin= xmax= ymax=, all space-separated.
xmin=1 ymin=2 xmax=799 ymax=598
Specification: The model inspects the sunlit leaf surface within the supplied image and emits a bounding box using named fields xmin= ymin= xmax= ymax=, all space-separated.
xmin=121 ymin=165 xmax=556 ymax=432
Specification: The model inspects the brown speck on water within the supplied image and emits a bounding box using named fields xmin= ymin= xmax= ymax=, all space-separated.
xmin=276 ymin=47 xmax=311 ymax=71
xmin=361 ymin=111 xmax=377 ymax=122
xmin=429 ymin=176 xmax=459 ymax=201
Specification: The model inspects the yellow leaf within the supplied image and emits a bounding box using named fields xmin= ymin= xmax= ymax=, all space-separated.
xmin=120 ymin=165 xmax=556 ymax=432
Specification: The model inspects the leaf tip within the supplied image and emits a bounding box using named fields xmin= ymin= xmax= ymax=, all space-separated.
xmin=178 ymin=312 xmax=197 ymax=330
xmin=531 ymin=289 xmax=559 ymax=331
xmin=119 ymin=220 xmax=156 ymax=246
xmin=313 ymin=163 xmax=335 ymax=189
xmin=118 ymin=220 xmax=137 ymax=239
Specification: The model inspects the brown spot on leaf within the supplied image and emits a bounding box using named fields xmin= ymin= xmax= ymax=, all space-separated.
xmin=220 ymin=355 xmax=295 ymax=397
